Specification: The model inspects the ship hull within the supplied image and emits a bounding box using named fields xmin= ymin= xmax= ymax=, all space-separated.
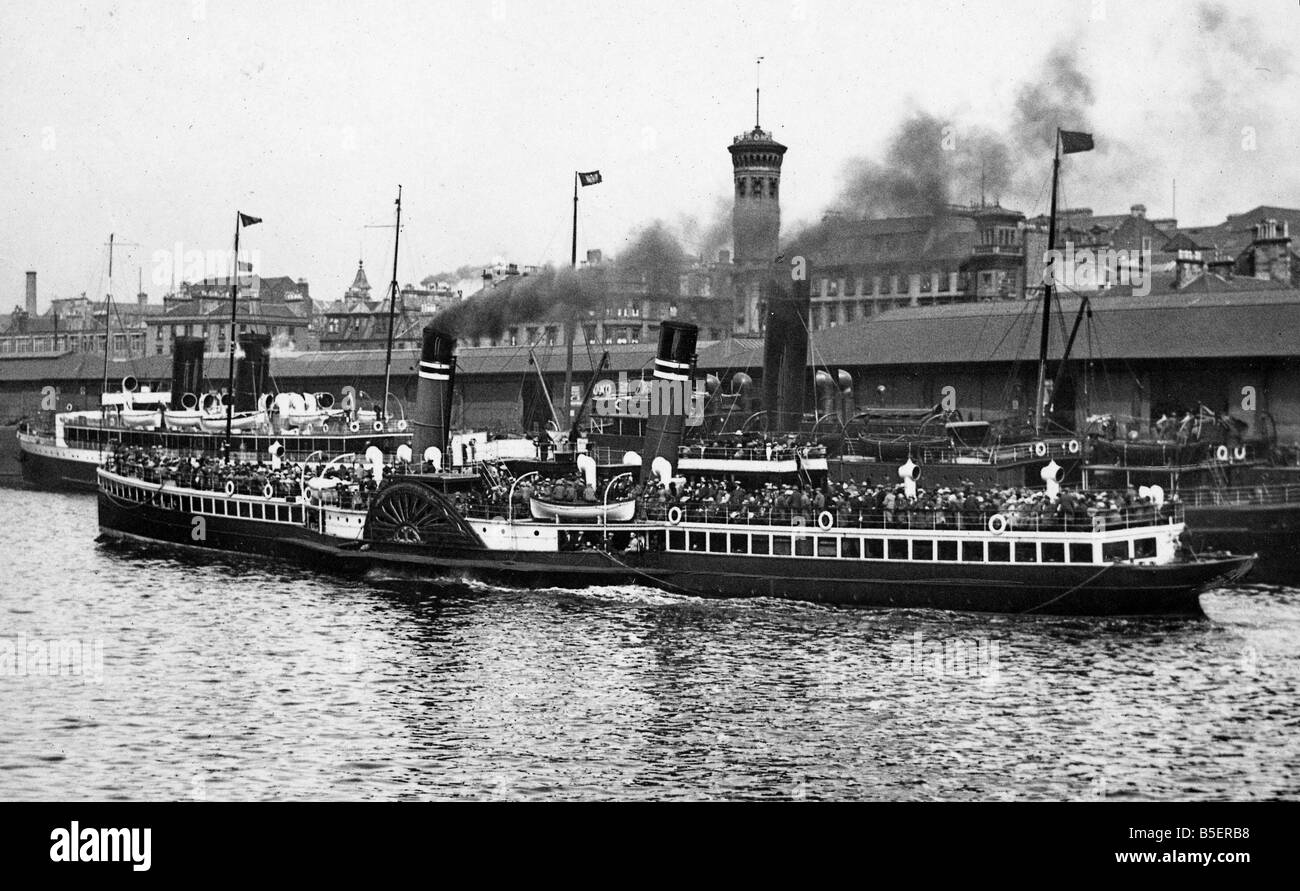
xmin=18 ymin=435 xmax=101 ymax=491
xmin=96 ymin=483 xmax=1251 ymax=615
xmin=319 ymin=541 xmax=1247 ymax=616
xmin=1182 ymin=502 xmax=1300 ymax=585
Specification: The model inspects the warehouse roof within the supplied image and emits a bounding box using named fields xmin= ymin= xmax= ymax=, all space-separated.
xmin=812 ymin=288 xmax=1300 ymax=365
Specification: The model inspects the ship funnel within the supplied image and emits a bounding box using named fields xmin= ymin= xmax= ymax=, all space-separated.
xmin=411 ymin=325 xmax=457 ymax=472
xmin=234 ymin=333 xmax=271 ymax=413
xmin=638 ymin=320 xmax=698 ymax=486
xmin=761 ymin=259 xmax=812 ymax=431
xmin=1040 ymin=459 xmax=1064 ymax=502
xmin=169 ymin=336 xmax=206 ymax=409
xmin=898 ymin=458 xmax=921 ymax=499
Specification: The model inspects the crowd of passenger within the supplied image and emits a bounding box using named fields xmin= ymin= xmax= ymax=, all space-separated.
xmin=676 ymin=435 xmax=826 ymax=462
xmin=106 ymin=442 xmax=1176 ymax=533
xmin=105 ymin=445 xmax=413 ymax=510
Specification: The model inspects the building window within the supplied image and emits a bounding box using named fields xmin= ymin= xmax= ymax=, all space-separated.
xmin=736 ymin=179 xmax=746 ymax=198
xmin=751 ymin=177 xmax=763 ymax=198
xmin=769 ymin=178 xmax=778 ymax=199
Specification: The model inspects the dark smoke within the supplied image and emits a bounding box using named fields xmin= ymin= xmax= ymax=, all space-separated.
xmin=784 ymin=43 xmax=1109 ymax=255
xmin=430 ymin=222 xmax=702 ymax=340
xmin=430 ymin=265 xmax=602 ymax=341
xmin=420 ymin=264 xmax=481 ymax=287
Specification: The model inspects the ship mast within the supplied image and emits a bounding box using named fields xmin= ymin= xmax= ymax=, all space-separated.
xmin=381 ymin=185 xmax=402 ymax=424
xmin=101 ymin=232 xmax=114 ymax=425
xmin=1033 ymin=130 xmax=1062 ymax=437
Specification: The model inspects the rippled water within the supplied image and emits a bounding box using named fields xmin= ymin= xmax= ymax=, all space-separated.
xmin=0 ymin=488 xmax=1297 ymax=800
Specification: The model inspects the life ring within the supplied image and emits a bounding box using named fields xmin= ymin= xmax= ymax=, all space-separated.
xmin=1033 ymin=442 xmax=1047 ymax=457
xmin=348 ymin=420 xmax=361 ymax=433
xmin=987 ymin=513 xmax=1007 ymax=535
xmin=817 ymin=510 xmax=834 ymax=530
xmin=1215 ymin=444 xmax=1229 ymax=462
xmin=1067 ymin=439 xmax=1080 ymax=454
xmin=1232 ymin=446 xmax=1246 ymax=461
xmin=263 ymin=483 xmax=274 ymax=499
xmin=65 ymin=402 xmax=73 ymax=411
xmin=224 ymin=480 xmax=235 ymax=497
xmin=792 ymin=515 xmax=807 ymax=527
xmin=396 ymin=419 xmax=408 ymax=432
xmin=372 ymin=421 xmax=385 ymax=433
xmin=667 ymin=506 xmax=683 ymax=525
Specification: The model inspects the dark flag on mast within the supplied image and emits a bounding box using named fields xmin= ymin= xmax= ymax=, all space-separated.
xmin=1059 ymin=131 xmax=1094 ymax=154
xmin=578 ymin=171 xmax=602 ymax=186
xmin=238 ymin=212 xmax=262 ymax=227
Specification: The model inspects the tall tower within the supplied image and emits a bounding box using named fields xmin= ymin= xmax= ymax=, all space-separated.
xmin=728 ymin=102 xmax=786 ymax=334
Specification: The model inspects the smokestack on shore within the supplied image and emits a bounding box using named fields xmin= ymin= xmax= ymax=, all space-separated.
xmin=170 ymin=336 xmax=206 ymax=409
xmin=25 ymin=271 xmax=36 ymax=317
xmin=411 ymin=325 xmax=457 ymax=471
xmin=639 ymin=320 xmax=698 ymax=486
xmin=761 ymin=260 xmax=811 ymax=431
xmin=234 ymin=333 xmax=271 ymax=413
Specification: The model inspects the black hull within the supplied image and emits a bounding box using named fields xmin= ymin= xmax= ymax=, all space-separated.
xmin=1183 ymin=503 xmax=1300 ymax=585
xmin=98 ymin=492 xmax=1252 ymax=616
xmin=19 ymin=447 xmax=99 ymax=492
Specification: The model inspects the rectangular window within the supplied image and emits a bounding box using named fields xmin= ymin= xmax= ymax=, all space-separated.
xmin=1134 ymin=538 xmax=1157 ymax=559
xmin=841 ymin=538 xmax=861 ymax=559
xmin=647 ymin=530 xmax=665 ymax=551
xmin=794 ymin=536 xmax=814 ymax=557
xmin=887 ymin=539 xmax=908 ymax=560
xmin=238 ymin=501 xmax=250 ymax=518
xmin=988 ymin=541 xmax=1011 ymax=562
xmin=1041 ymin=542 xmax=1065 ymax=563
xmin=937 ymin=540 xmax=959 ymax=561
xmin=863 ymin=538 xmax=884 ymax=559
xmin=817 ymin=537 xmax=837 ymax=558
xmin=961 ymin=541 xmax=984 ymax=562
xmin=730 ymin=533 xmax=748 ymax=554
xmin=772 ymin=536 xmax=791 ymax=556
xmin=751 ymin=534 xmax=770 ymax=555
xmin=1014 ymin=542 xmax=1037 ymax=563
xmin=203 ymin=498 xmax=213 ymax=513
xmin=669 ymin=529 xmax=686 ymax=550
xmin=913 ymin=540 xmax=934 ymax=561
xmin=689 ymin=531 xmax=706 ymax=552
xmin=708 ymin=532 xmax=726 ymax=553
xmin=1069 ymin=542 xmax=1093 ymax=563
xmin=1102 ymin=540 xmax=1129 ymax=561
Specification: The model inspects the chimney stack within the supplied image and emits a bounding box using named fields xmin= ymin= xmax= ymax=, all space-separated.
xmin=411 ymin=325 xmax=457 ymax=471
xmin=1250 ymin=218 xmax=1293 ymax=284
xmin=25 ymin=271 xmax=36 ymax=316
xmin=638 ymin=320 xmax=699 ymax=486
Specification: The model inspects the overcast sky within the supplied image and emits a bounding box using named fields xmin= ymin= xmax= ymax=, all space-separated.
xmin=2 ymin=0 xmax=1296 ymax=311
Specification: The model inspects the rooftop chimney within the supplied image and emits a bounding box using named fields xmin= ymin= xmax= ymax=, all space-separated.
xmin=1130 ymin=204 xmax=1146 ymax=219
xmin=717 ymin=249 xmax=731 ymax=265
xmin=25 ymin=271 xmax=36 ymax=316
xmin=1250 ymin=218 xmax=1293 ymax=284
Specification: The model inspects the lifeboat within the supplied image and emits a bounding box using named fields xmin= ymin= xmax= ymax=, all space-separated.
xmin=119 ymin=409 xmax=161 ymax=428
xmin=163 ymin=409 xmax=204 ymax=429
xmin=529 ymin=496 xmax=637 ymax=523
xmin=198 ymin=410 xmax=266 ymax=433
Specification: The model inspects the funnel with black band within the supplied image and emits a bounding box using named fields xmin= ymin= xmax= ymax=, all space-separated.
xmin=411 ymin=325 xmax=457 ymax=470
xmin=760 ymin=265 xmax=811 ymax=431
xmin=234 ymin=333 xmax=271 ymax=413
xmin=639 ymin=320 xmax=699 ymax=486
xmin=170 ymin=336 xmax=206 ymax=409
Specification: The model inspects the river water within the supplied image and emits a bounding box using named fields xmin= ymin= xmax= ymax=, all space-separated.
xmin=0 ymin=487 xmax=1296 ymax=800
